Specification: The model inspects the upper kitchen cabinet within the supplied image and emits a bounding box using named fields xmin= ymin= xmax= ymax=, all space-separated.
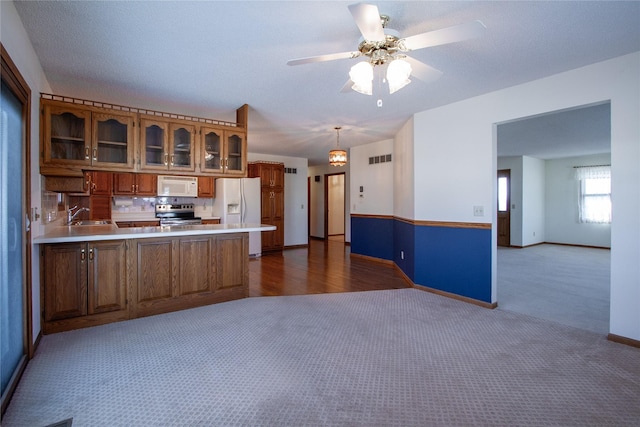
xmin=41 ymin=99 xmax=136 ymax=171
xmin=140 ymin=117 xmax=195 ymax=172
xmin=170 ymin=123 xmax=196 ymax=171
xmin=140 ymin=118 xmax=169 ymax=171
xmin=92 ymin=112 xmax=136 ymax=168
xmin=42 ymin=102 xmax=91 ymax=166
xmin=200 ymin=126 xmax=246 ymax=176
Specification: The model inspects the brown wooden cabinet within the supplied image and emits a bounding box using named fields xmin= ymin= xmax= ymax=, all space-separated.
xmin=197 ymin=176 xmax=215 ymax=198
xmin=200 ymin=126 xmax=247 ymax=176
xmin=42 ymin=240 xmax=128 ymax=333
xmin=113 ymin=172 xmax=157 ymax=196
xmin=41 ymin=99 xmax=136 ymax=170
xmin=139 ymin=117 xmax=196 ymax=172
xmin=201 ymin=218 xmax=221 ymax=225
xmin=249 ymin=162 xmax=284 ymax=252
xmin=88 ymin=171 xmax=112 ymax=220
xmin=131 ymin=234 xmax=247 ymax=318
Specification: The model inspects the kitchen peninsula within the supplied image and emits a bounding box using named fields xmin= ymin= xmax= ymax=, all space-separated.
xmin=35 ymin=223 xmax=275 ymax=334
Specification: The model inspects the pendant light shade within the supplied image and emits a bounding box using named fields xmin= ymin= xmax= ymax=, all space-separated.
xmin=329 ymin=126 xmax=347 ymax=167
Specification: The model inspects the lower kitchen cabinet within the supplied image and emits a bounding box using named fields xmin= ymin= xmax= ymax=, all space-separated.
xmin=130 ymin=233 xmax=248 ymax=319
xmin=41 ymin=233 xmax=249 ymax=333
xmin=42 ymin=240 xmax=127 ymax=333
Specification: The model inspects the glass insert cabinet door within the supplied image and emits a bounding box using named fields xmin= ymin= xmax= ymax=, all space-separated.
xmin=43 ymin=104 xmax=91 ymax=164
xmin=201 ymin=127 xmax=223 ymax=172
xmin=140 ymin=118 xmax=168 ymax=171
xmin=225 ymin=131 xmax=245 ymax=174
xmin=92 ymin=112 xmax=135 ymax=168
xmin=169 ymin=123 xmax=195 ymax=170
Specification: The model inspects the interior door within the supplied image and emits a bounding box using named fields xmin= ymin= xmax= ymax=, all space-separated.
xmin=497 ymin=169 xmax=511 ymax=247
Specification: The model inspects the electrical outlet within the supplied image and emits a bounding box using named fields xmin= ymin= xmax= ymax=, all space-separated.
xmin=473 ymin=205 xmax=484 ymax=217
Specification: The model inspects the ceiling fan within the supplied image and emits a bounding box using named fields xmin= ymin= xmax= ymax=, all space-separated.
xmin=287 ymin=3 xmax=486 ymax=97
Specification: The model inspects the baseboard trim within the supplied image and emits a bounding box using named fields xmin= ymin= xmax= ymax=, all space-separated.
xmin=389 ymin=259 xmax=496 ymax=309
xmin=351 ymin=253 xmax=498 ymax=309
xmin=284 ymin=244 xmax=309 ymax=250
xmin=607 ymin=333 xmax=640 ymax=349
xmin=350 ymin=252 xmax=393 ymax=265
xmin=412 ymin=283 xmax=498 ymax=309
xmin=507 ymin=242 xmax=611 ymax=250
xmin=32 ymin=331 xmax=42 ymax=356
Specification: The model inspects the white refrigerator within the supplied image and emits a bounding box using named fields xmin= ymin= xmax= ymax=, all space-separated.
xmin=212 ymin=177 xmax=262 ymax=257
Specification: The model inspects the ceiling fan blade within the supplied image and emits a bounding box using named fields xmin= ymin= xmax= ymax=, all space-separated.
xmin=403 ymin=56 xmax=443 ymax=84
xmin=287 ymin=51 xmax=360 ymax=66
xmin=340 ymin=79 xmax=354 ymax=93
xmin=400 ymin=20 xmax=486 ymax=51
xmin=348 ymin=3 xmax=385 ymax=42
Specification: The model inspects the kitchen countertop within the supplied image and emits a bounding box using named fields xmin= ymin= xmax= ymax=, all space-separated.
xmin=34 ymin=223 xmax=276 ymax=244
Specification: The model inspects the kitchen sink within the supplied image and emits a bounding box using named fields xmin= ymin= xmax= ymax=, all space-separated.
xmin=69 ymin=220 xmax=112 ymax=226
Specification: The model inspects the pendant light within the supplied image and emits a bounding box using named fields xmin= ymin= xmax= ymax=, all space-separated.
xmin=329 ymin=126 xmax=347 ymax=167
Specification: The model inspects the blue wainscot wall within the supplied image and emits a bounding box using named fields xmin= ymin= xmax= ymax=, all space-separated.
xmin=351 ymin=216 xmax=492 ymax=304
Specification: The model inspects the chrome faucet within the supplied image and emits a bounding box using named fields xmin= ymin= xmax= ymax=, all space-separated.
xmin=67 ymin=205 xmax=90 ymax=224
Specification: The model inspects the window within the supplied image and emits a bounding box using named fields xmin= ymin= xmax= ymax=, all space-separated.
xmin=575 ymin=165 xmax=611 ymax=224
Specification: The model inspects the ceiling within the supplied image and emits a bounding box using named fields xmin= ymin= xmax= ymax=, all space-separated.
xmin=13 ymin=1 xmax=640 ymax=165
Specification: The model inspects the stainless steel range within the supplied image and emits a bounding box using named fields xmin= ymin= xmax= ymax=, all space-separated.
xmin=155 ymin=203 xmax=202 ymax=226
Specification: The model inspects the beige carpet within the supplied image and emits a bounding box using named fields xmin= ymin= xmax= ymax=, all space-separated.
xmin=3 ymin=289 xmax=639 ymax=426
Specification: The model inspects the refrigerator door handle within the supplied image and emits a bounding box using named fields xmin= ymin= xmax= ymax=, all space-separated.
xmin=240 ymin=179 xmax=246 ymax=223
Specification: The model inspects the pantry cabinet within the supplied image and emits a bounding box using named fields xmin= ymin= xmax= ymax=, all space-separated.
xmin=200 ymin=126 xmax=246 ymax=176
xmin=248 ymin=162 xmax=284 ymax=252
xmin=41 ymin=100 xmax=136 ymax=170
xmin=42 ymin=240 xmax=128 ymax=333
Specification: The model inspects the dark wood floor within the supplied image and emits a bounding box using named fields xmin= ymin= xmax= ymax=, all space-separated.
xmin=248 ymin=238 xmax=412 ymax=297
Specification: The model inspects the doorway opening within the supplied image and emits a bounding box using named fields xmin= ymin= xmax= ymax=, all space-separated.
xmin=324 ymin=173 xmax=345 ymax=242
xmin=495 ymin=102 xmax=611 ymax=335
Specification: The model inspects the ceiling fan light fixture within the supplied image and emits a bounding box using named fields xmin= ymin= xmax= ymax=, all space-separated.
xmin=349 ymin=61 xmax=373 ymax=95
xmin=329 ymin=126 xmax=348 ymax=167
xmin=387 ymin=58 xmax=412 ymax=94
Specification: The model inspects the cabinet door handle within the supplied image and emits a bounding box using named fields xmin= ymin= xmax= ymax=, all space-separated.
xmin=170 ymin=155 xmax=174 ymax=166
xmin=89 ymin=248 xmax=94 ymax=261
xmin=135 ymin=184 xmax=139 ymax=193
xmin=131 ymin=184 xmax=135 ymax=193
xmin=84 ymin=146 xmax=90 ymax=160
xmin=164 ymin=153 xmax=168 ymax=166
xmin=80 ymin=249 xmax=86 ymax=261
xmin=92 ymin=147 xmax=97 ymax=161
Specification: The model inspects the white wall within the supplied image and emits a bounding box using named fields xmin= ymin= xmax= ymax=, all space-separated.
xmin=247 ymin=153 xmax=308 ymax=247
xmin=497 ymin=156 xmax=524 ymax=246
xmin=545 ymin=154 xmax=612 ymax=247
xmin=408 ymin=52 xmax=640 ymax=340
xmin=350 ymin=139 xmax=394 ymax=216
xmin=2 ymin=0 xmax=53 ymax=342
xmin=522 ymin=156 xmax=546 ymax=246
xmin=394 ymin=118 xmax=414 ymax=219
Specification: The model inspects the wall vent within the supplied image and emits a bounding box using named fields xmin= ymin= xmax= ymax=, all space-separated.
xmin=368 ymin=154 xmax=392 ymax=165
xmin=285 ymin=167 xmax=297 ymax=174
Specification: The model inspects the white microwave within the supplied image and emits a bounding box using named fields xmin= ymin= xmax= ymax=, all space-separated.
xmin=157 ymin=175 xmax=198 ymax=197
